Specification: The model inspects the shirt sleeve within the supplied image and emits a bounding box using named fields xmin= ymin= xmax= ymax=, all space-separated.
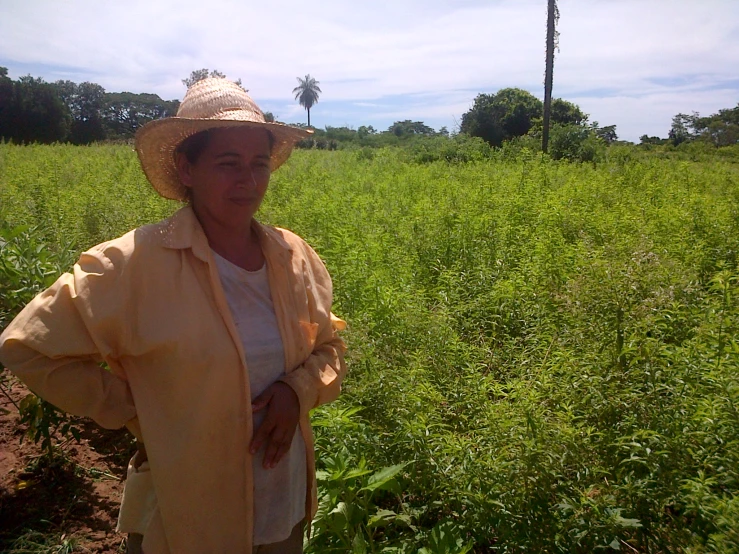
xmin=279 ymin=241 xmax=347 ymax=419
xmin=0 ymin=247 xmax=137 ymax=430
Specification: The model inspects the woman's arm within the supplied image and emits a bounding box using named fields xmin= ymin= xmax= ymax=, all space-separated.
xmin=251 ymin=239 xmax=346 ymax=467
xmin=0 ymin=248 xmax=137 ymax=430
xmin=279 ymin=315 xmax=346 ymax=419
xmin=278 ymin=239 xmax=347 ymax=419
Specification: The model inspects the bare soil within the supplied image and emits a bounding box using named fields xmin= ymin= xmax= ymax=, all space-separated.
xmin=0 ymin=375 xmax=137 ymax=553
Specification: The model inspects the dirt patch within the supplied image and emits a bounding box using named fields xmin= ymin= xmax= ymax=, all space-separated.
xmin=0 ymin=374 xmax=136 ymax=553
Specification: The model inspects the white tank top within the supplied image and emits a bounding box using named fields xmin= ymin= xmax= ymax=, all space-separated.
xmin=212 ymin=250 xmax=307 ymax=545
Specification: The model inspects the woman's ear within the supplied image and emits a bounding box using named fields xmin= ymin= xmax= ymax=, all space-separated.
xmin=175 ymin=152 xmax=193 ymax=188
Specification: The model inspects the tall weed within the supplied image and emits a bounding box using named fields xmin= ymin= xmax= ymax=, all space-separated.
xmin=2 ymin=143 xmax=739 ymax=551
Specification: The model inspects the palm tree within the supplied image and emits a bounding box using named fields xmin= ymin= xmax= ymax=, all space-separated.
xmin=542 ymin=0 xmax=559 ymax=153
xmin=292 ymin=75 xmax=322 ymax=127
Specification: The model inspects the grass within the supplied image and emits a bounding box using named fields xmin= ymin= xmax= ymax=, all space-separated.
xmin=1 ymin=143 xmax=739 ymax=552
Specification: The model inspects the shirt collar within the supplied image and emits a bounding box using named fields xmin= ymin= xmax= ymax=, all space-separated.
xmin=159 ymin=206 xmax=293 ymax=261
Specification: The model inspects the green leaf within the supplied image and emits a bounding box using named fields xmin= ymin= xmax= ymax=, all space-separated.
xmin=344 ymin=467 xmax=374 ymax=480
xmin=328 ymin=501 xmax=350 ymax=531
xmin=368 ymin=508 xmax=397 ymax=528
xmin=352 ymin=531 xmax=368 ymax=554
xmin=5 ymin=225 xmax=30 ymax=241
xmin=361 ymin=462 xmax=409 ymax=493
xmin=614 ymin=516 xmax=642 ymax=528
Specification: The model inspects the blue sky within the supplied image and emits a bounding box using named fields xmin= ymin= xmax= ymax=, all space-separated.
xmin=1 ymin=0 xmax=737 ymax=142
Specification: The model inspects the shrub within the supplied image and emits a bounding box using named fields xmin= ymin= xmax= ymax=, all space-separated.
xmin=549 ymin=124 xmax=605 ymax=162
xmin=408 ymin=134 xmax=493 ymax=164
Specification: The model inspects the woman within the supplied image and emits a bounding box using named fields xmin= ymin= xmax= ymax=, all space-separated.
xmin=0 ymin=78 xmax=347 ymax=553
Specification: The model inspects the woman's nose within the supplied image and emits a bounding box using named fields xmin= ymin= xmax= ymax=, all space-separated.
xmin=234 ymin=165 xmax=258 ymax=187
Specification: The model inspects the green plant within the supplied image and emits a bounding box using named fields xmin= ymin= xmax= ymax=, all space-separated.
xmin=308 ymin=448 xmax=411 ymax=553
xmin=549 ymin=124 xmax=605 ymax=162
xmin=3 ymin=142 xmax=739 ymax=551
xmin=3 ymin=531 xmax=80 ymax=554
xmin=0 ymin=224 xmax=81 ymax=462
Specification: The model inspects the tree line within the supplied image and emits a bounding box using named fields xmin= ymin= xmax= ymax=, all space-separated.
xmin=0 ymin=64 xmax=619 ymax=162
xmin=0 ymin=67 xmax=453 ymax=148
xmin=2 ymin=65 xmax=734 ymax=154
xmin=664 ymin=107 xmax=739 ymax=147
xmin=638 ymin=105 xmax=739 ymax=148
xmin=0 ymin=67 xmax=179 ymax=144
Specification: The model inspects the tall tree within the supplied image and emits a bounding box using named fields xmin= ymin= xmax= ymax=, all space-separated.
xmin=0 ymin=67 xmax=13 ymax=139
xmin=388 ymin=120 xmax=435 ymax=137
xmin=593 ymin=124 xmax=618 ymax=144
xmin=542 ymin=0 xmax=559 ymax=153
xmin=1 ymin=76 xmax=71 ymax=144
xmin=182 ymin=69 xmax=224 ymax=88
xmin=72 ymin=82 xmax=107 ymax=144
xmin=692 ymin=106 xmax=739 ymax=147
xmin=460 ymin=88 xmax=543 ymax=147
xmin=292 ymin=74 xmax=321 ymax=127
xmin=182 ymin=69 xmax=242 ymax=89
xmin=668 ymin=113 xmax=697 ymax=146
xmin=551 ymin=98 xmax=585 ymax=126
xmin=102 ymin=92 xmax=179 ymax=138
xmin=53 ymin=80 xmax=109 ymax=143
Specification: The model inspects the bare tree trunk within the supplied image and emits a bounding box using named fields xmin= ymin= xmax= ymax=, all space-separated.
xmin=307 ymin=107 xmax=311 ymax=128
xmin=542 ymin=0 xmax=557 ymax=153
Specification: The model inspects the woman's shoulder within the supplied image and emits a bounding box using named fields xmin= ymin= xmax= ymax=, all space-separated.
xmin=257 ymin=223 xmax=331 ymax=280
xmin=258 ymin=224 xmax=321 ymax=262
xmin=265 ymin=225 xmax=307 ymax=249
xmin=79 ymin=209 xmax=187 ymax=273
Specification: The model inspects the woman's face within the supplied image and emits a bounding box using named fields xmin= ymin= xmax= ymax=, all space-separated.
xmin=176 ymin=126 xmax=272 ymax=230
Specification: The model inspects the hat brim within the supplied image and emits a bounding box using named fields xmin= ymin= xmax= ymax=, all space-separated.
xmin=135 ymin=118 xmax=312 ymax=201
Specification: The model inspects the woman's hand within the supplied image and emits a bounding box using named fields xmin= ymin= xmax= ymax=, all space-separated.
xmin=133 ymin=441 xmax=148 ymax=469
xmin=250 ymin=382 xmax=300 ymax=469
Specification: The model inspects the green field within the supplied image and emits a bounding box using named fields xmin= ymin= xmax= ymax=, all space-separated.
xmin=1 ymin=143 xmax=739 ymax=553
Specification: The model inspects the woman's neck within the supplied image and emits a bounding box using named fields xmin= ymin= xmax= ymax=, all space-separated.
xmin=195 ymin=209 xmax=265 ymax=271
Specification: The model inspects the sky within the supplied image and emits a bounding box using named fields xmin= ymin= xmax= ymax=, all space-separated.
xmin=1 ymin=0 xmax=737 ymax=142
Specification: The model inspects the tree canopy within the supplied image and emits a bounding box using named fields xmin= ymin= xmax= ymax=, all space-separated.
xmin=53 ymin=80 xmax=107 ymax=144
xmin=0 ymin=74 xmax=70 ymax=144
xmin=697 ymin=105 xmax=739 ymax=147
xmin=551 ymin=98 xmax=586 ymax=126
xmin=388 ymin=120 xmax=436 ymax=137
xmin=668 ymin=106 xmax=739 ymax=147
xmin=0 ymin=68 xmax=179 ymax=144
xmin=460 ymin=88 xmax=544 ymax=147
xmin=182 ymin=69 xmax=243 ymax=89
xmin=459 ymin=88 xmax=595 ymax=148
xmin=103 ymin=92 xmax=179 ymax=138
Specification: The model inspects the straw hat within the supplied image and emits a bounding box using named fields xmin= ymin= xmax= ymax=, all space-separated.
xmin=135 ymin=78 xmax=312 ymax=201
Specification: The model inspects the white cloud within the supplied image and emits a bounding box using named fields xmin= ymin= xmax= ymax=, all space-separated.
xmin=0 ymin=0 xmax=737 ymax=140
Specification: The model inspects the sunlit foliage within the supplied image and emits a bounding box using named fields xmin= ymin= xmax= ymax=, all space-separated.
xmin=2 ymin=144 xmax=739 ymax=552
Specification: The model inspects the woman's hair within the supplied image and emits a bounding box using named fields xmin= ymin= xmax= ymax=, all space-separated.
xmin=176 ymin=128 xmax=276 ymax=164
xmin=176 ymin=129 xmax=213 ymax=164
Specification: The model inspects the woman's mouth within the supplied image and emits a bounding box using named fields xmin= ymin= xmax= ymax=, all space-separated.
xmin=229 ymin=196 xmax=255 ymax=206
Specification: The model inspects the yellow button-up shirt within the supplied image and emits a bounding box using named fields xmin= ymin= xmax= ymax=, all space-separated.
xmin=0 ymin=206 xmax=347 ymax=553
